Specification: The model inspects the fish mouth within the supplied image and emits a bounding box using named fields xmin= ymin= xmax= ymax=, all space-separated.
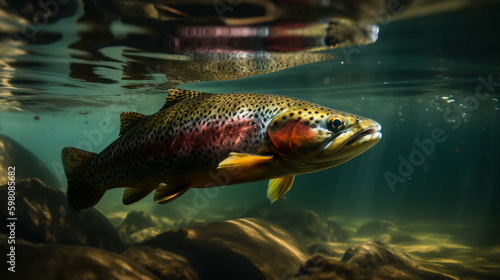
xmin=345 ymin=127 xmax=382 ymax=146
xmin=322 ymin=124 xmax=382 ymax=155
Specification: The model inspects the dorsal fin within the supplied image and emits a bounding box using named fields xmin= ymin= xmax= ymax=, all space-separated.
xmin=161 ymin=89 xmax=212 ymax=110
xmin=119 ymin=112 xmax=145 ymax=136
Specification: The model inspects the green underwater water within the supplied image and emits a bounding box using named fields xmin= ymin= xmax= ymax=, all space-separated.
xmin=1 ymin=2 xmax=499 ymax=279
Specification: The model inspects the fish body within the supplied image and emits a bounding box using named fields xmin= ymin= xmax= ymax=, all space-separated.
xmin=62 ymin=89 xmax=381 ymax=210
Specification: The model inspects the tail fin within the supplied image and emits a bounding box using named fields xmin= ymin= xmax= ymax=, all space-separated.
xmin=61 ymin=147 xmax=105 ymax=211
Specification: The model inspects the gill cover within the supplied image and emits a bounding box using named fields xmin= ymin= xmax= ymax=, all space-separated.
xmin=267 ymin=110 xmax=337 ymax=159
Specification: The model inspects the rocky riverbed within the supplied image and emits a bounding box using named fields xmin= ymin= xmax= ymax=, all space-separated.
xmin=2 ymin=178 xmax=499 ymax=279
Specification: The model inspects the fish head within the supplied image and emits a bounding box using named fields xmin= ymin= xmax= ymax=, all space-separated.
xmin=267 ymin=107 xmax=382 ymax=172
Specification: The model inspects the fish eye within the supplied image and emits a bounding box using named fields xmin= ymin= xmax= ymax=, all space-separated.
xmin=327 ymin=116 xmax=346 ymax=131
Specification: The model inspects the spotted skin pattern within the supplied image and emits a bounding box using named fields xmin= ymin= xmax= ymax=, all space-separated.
xmin=88 ymin=92 xmax=333 ymax=189
xmin=62 ymin=89 xmax=381 ymax=210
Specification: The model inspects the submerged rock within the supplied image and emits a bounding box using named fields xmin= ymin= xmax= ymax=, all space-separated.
xmin=289 ymin=254 xmax=382 ymax=280
xmin=124 ymin=217 xmax=308 ymax=280
xmin=116 ymin=210 xmax=166 ymax=245
xmin=106 ymin=211 xmax=129 ymax=227
xmin=341 ymin=241 xmax=456 ymax=280
xmin=128 ymin=227 xmax=165 ymax=245
xmin=0 ymin=178 xmax=123 ymax=252
xmin=0 ymin=134 xmax=62 ymax=189
xmin=118 ymin=210 xmax=162 ymax=232
xmin=306 ymin=239 xmax=347 ymax=258
xmin=0 ymin=235 xmax=159 ymax=280
xmin=123 ymin=246 xmax=200 ymax=280
xmin=356 ymin=220 xmax=416 ymax=244
xmin=245 ymin=200 xmax=349 ymax=244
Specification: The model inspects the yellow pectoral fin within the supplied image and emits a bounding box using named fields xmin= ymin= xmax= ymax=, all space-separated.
xmin=267 ymin=175 xmax=295 ymax=203
xmin=217 ymin=152 xmax=274 ymax=171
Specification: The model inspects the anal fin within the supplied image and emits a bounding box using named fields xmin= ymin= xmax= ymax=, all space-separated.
xmin=154 ymin=183 xmax=190 ymax=204
xmin=267 ymin=175 xmax=295 ymax=203
xmin=123 ymin=187 xmax=154 ymax=205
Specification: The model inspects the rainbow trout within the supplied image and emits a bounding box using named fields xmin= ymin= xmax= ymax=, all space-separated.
xmin=62 ymin=89 xmax=381 ymax=210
